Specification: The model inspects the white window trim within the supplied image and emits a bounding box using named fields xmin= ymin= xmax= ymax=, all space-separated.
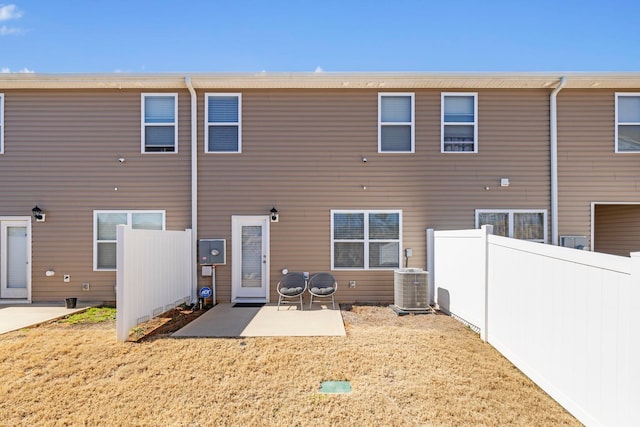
xmin=441 ymin=92 xmax=478 ymax=153
xmin=205 ymin=93 xmax=242 ymax=153
xmin=93 ymin=210 xmax=166 ymax=271
xmin=378 ymin=93 xmax=415 ymax=153
xmin=141 ymin=93 xmax=178 ymax=154
xmin=475 ymin=209 xmax=547 ymax=243
xmin=331 ymin=209 xmax=403 ymax=270
xmin=614 ymin=92 xmax=640 ymax=153
xmin=0 ymin=93 xmax=4 ymax=154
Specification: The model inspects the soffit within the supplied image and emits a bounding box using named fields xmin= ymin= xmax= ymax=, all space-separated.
xmin=2 ymin=72 xmax=640 ymax=90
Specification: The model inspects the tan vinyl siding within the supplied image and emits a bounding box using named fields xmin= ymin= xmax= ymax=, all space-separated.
xmin=557 ymin=90 xmax=640 ymax=249
xmin=1 ymin=90 xmax=192 ymax=302
xmin=1 ymin=87 xmax=553 ymax=304
xmin=197 ymin=89 xmax=551 ymax=303
xmin=593 ymin=204 xmax=640 ymax=256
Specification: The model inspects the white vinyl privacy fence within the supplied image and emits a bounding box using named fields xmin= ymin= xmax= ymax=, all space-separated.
xmin=116 ymin=226 xmax=192 ymax=342
xmin=433 ymin=226 xmax=639 ymax=427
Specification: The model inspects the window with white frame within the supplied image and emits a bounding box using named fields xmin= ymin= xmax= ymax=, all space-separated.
xmin=476 ymin=209 xmax=546 ymax=243
xmin=142 ymin=94 xmax=177 ymax=153
xmin=0 ymin=93 xmax=4 ymax=154
xmin=206 ymin=93 xmax=242 ymax=153
xmin=442 ymin=93 xmax=477 ymax=153
xmin=615 ymin=93 xmax=640 ymax=152
xmin=332 ymin=210 xmax=401 ymax=269
xmin=378 ymin=93 xmax=414 ymax=153
xmin=94 ymin=210 xmax=165 ymax=270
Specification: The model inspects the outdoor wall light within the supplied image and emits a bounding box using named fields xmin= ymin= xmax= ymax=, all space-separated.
xmin=32 ymin=205 xmax=46 ymax=222
xmin=270 ymin=207 xmax=279 ymax=223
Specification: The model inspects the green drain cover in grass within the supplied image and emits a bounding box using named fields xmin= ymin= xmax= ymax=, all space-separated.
xmin=319 ymin=381 xmax=351 ymax=394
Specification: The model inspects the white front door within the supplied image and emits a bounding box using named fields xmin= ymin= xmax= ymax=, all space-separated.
xmin=231 ymin=216 xmax=269 ymax=302
xmin=1 ymin=221 xmax=30 ymax=299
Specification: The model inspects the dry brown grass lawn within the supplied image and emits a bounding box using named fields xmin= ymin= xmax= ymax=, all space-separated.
xmin=0 ymin=306 xmax=581 ymax=426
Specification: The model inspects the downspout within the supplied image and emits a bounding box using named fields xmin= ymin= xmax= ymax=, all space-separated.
xmin=550 ymin=76 xmax=567 ymax=246
xmin=185 ymin=76 xmax=198 ymax=302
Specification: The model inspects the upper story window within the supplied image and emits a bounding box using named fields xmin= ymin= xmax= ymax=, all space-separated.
xmin=476 ymin=209 xmax=547 ymax=243
xmin=378 ymin=93 xmax=415 ymax=153
xmin=615 ymin=93 xmax=640 ymax=153
xmin=206 ymin=93 xmax=242 ymax=153
xmin=93 ymin=210 xmax=165 ymax=271
xmin=0 ymin=93 xmax=4 ymax=154
xmin=331 ymin=210 xmax=402 ymax=270
xmin=442 ymin=93 xmax=478 ymax=153
xmin=141 ymin=94 xmax=177 ymax=153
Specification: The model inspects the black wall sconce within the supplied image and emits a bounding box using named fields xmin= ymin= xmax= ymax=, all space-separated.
xmin=270 ymin=207 xmax=279 ymax=223
xmin=32 ymin=205 xmax=46 ymax=222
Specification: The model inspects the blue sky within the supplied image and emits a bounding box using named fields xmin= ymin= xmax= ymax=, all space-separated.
xmin=1 ymin=0 xmax=640 ymax=73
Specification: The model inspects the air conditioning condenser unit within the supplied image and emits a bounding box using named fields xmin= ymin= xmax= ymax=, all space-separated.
xmin=393 ymin=268 xmax=429 ymax=312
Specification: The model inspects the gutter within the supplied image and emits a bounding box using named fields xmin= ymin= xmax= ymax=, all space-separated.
xmin=550 ymin=76 xmax=567 ymax=246
xmin=185 ymin=76 xmax=198 ymax=302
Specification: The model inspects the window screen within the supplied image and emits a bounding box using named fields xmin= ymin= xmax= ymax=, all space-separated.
xmin=379 ymin=94 xmax=414 ymax=153
xmin=332 ymin=211 xmax=401 ymax=269
xmin=143 ymin=94 xmax=176 ymax=152
xmin=94 ymin=211 xmax=165 ymax=270
xmin=442 ymin=93 xmax=477 ymax=153
xmin=616 ymin=95 xmax=640 ymax=152
xmin=207 ymin=94 xmax=241 ymax=152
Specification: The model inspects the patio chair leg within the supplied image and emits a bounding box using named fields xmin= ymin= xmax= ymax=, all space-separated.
xmin=278 ymin=296 xmax=281 ymax=311
xmin=309 ymin=295 xmax=313 ymax=309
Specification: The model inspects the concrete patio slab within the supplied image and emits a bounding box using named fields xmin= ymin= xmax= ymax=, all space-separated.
xmin=0 ymin=303 xmax=99 ymax=335
xmin=172 ymin=303 xmax=346 ymax=338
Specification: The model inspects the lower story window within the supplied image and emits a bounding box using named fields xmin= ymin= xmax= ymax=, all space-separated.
xmin=332 ymin=210 xmax=402 ymax=270
xmin=476 ymin=209 xmax=547 ymax=243
xmin=94 ymin=210 xmax=165 ymax=271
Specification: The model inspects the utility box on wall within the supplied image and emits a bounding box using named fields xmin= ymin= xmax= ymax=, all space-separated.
xmin=199 ymin=239 xmax=226 ymax=265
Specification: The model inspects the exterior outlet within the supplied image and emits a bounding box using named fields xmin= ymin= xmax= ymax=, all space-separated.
xmin=349 ymin=280 xmax=356 ymax=288
xmin=82 ymin=282 xmax=90 ymax=291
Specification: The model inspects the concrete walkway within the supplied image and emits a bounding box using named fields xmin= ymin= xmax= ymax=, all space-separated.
xmin=172 ymin=303 xmax=346 ymax=338
xmin=0 ymin=302 xmax=98 ymax=335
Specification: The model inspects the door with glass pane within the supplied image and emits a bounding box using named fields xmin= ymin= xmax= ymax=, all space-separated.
xmin=1 ymin=221 xmax=30 ymax=299
xmin=231 ymin=216 xmax=269 ymax=301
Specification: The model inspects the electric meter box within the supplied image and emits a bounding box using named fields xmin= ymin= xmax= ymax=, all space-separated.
xmin=199 ymin=239 xmax=226 ymax=265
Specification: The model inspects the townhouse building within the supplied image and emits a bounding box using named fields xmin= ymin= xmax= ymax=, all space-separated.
xmin=1 ymin=73 xmax=639 ymax=303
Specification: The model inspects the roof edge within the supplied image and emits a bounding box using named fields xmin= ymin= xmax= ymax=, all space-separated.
xmin=2 ymin=72 xmax=640 ymax=89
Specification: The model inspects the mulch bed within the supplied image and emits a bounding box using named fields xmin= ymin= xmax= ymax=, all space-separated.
xmin=127 ymin=305 xmax=212 ymax=342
